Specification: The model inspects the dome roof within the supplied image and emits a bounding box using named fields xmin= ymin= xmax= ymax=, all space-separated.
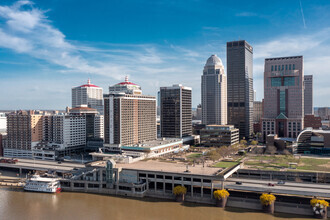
xmin=115 ymin=76 xmax=139 ymax=86
xmin=80 ymin=79 xmax=100 ymax=88
xmin=205 ymin=54 xmax=223 ymax=66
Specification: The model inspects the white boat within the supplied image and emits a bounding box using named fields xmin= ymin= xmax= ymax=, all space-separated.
xmin=24 ymin=175 xmax=61 ymax=193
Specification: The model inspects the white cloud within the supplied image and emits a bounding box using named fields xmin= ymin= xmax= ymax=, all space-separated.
xmin=235 ymin=12 xmax=258 ymax=17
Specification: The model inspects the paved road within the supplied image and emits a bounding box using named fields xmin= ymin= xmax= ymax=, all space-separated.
xmin=226 ymin=177 xmax=330 ymax=198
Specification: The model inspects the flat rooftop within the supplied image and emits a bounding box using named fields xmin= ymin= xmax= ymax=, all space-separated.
xmin=117 ymin=160 xmax=221 ymax=176
xmin=122 ymin=138 xmax=182 ymax=149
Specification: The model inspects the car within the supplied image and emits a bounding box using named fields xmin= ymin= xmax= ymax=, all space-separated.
xmin=235 ymin=181 xmax=242 ymax=185
xmin=57 ymin=161 xmax=62 ymax=164
xmin=277 ymin=180 xmax=285 ymax=185
xmin=268 ymin=183 xmax=275 ymax=187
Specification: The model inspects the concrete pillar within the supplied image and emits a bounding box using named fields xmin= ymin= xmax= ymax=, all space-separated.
xmin=93 ymin=172 xmax=96 ymax=181
xmin=163 ymin=175 xmax=165 ymax=195
xmin=19 ymin=168 xmax=22 ymax=177
xmin=191 ymin=179 xmax=193 ymax=197
xmin=201 ymin=179 xmax=203 ymax=198
xmin=99 ymin=170 xmax=103 ymax=189
xmin=146 ymin=177 xmax=149 ymax=190
xmin=70 ymin=181 xmax=74 ymax=190
xmin=211 ymin=182 xmax=214 ymax=199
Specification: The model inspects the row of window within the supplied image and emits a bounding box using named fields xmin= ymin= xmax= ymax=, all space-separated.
xmin=271 ymin=64 xmax=295 ymax=71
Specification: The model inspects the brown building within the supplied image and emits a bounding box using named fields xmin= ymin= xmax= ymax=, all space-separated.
xmin=304 ymin=115 xmax=322 ymax=129
xmin=104 ymin=78 xmax=157 ymax=146
xmin=4 ymin=111 xmax=43 ymax=158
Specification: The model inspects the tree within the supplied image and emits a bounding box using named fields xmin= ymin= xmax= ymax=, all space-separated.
xmin=265 ymin=145 xmax=277 ymax=155
xmin=240 ymin=139 xmax=247 ymax=145
xmin=250 ymin=140 xmax=258 ymax=145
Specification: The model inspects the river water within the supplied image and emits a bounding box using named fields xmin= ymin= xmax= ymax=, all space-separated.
xmin=0 ymin=187 xmax=313 ymax=220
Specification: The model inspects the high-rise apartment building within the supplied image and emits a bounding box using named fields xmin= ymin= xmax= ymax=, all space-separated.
xmin=262 ymin=56 xmax=304 ymax=139
xmin=253 ymin=101 xmax=263 ymax=123
xmin=160 ymin=84 xmax=192 ymax=138
xmin=72 ymin=79 xmax=104 ymax=115
xmin=4 ymin=111 xmax=43 ymax=158
xmin=227 ymin=40 xmax=253 ymax=139
xmin=104 ymin=78 xmax=157 ymax=146
xmin=201 ymin=55 xmax=227 ymax=125
xmin=304 ymin=75 xmax=313 ymax=115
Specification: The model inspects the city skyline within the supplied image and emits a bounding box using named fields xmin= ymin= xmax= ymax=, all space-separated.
xmin=1 ymin=1 xmax=330 ymax=109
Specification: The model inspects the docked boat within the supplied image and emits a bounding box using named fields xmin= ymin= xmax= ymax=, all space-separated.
xmin=24 ymin=175 xmax=61 ymax=193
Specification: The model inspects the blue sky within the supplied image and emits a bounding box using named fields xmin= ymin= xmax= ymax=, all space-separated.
xmin=1 ymin=0 xmax=330 ymax=109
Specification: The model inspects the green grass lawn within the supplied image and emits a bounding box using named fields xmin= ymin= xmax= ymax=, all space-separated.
xmin=214 ymin=161 xmax=238 ymax=168
xmin=244 ymin=155 xmax=330 ymax=172
xmin=186 ymin=153 xmax=203 ymax=159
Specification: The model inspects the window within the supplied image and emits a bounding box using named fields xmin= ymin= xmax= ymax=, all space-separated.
xmin=271 ymin=65 xmax=273 ymax=71
xmin=285 ymin=65 xmax=288 ymax=70
xmin=293 ymin=64 xmax=295 ymax=70
xmin=275 ymin=66 xmax=277 ymax=71
xmin=282 ymin=65 xmax=284 ymax=70
xmin=289 ymin=64 xmax=291 ymax=70
xmin=271 ymin=78 xmax=282 ymax=87
xmin=280 ymin=90 xmax=286 ymax=114
xmin=284 ymin=77 xmax=295 ymax=86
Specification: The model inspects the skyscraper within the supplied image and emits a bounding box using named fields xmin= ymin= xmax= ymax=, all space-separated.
xmin=262 ymin=56 xmax=304 ymax=139
xmin=201 ymin=55 xmax=227 ymax=125
xmin=72 ymin=79 xmax=104 ymax=115
xmin=227 ymin=40 xmax=253 ymax=139
xmin=304 ymin=75 xmax=313 ymax=115
xmin=160 ymin=84 xmax=192 ymax=138
xmin=104 ymin=77 xmax=156 ymax=146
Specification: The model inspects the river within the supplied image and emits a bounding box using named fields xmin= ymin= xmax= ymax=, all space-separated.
xmin=0 ymin=187 xmax=313 ymax=220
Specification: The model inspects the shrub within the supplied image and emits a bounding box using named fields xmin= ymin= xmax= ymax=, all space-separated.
xmin=173 ymin=185 xmax=187 ymax=195
xmin=310 ymin=198 xmax=329 ymax=207
xmin=260 ymin=193 xmax=276 ymax=206
xmin=213 ymin=189 xmax=229 ymax=200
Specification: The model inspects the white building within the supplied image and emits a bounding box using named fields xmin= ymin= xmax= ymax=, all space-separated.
xmin=72 ymin=79 xmax=104 ymax=115
xmin=0 ymin=112 xmax=6 ymax=132
xmin=201 ymin=55 xmax=227 ymax=125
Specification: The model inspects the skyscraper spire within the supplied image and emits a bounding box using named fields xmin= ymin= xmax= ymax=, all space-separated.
xmin=87 ymin=78 xmax=91 ymax=85
xmin=125 ymin=76 xmax=128 ymax=82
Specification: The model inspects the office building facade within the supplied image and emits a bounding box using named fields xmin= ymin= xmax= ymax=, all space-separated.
xmin=201 ymin=55 xmax=227 ymax=125
xmin=227 ymin=40 xmax=253 ymax=139
xmin=262 ymin=56 xmax=304 ymax=139
xmin=200 ymin=125 xmax=239 ymax=147
xmin=160 ymin=84 xmax=192 ymax=138
xmin=104 ymin=78 xmax=157 ymax=146
xmin=4 ymin=111 xmax=43 ymax=158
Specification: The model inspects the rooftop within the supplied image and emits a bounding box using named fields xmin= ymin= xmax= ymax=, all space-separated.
xmin=205 ymin=54 xmax=223 ymax=67
xmin=117 ymin=160 xmax=221 ymax=176
xmin=114 ymin=76 xmax=138 ymax=86
xmin=121 ymin=138 xmax=182 ymax=150
xmin=79 ymin=79 xmax=100 ymax=88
